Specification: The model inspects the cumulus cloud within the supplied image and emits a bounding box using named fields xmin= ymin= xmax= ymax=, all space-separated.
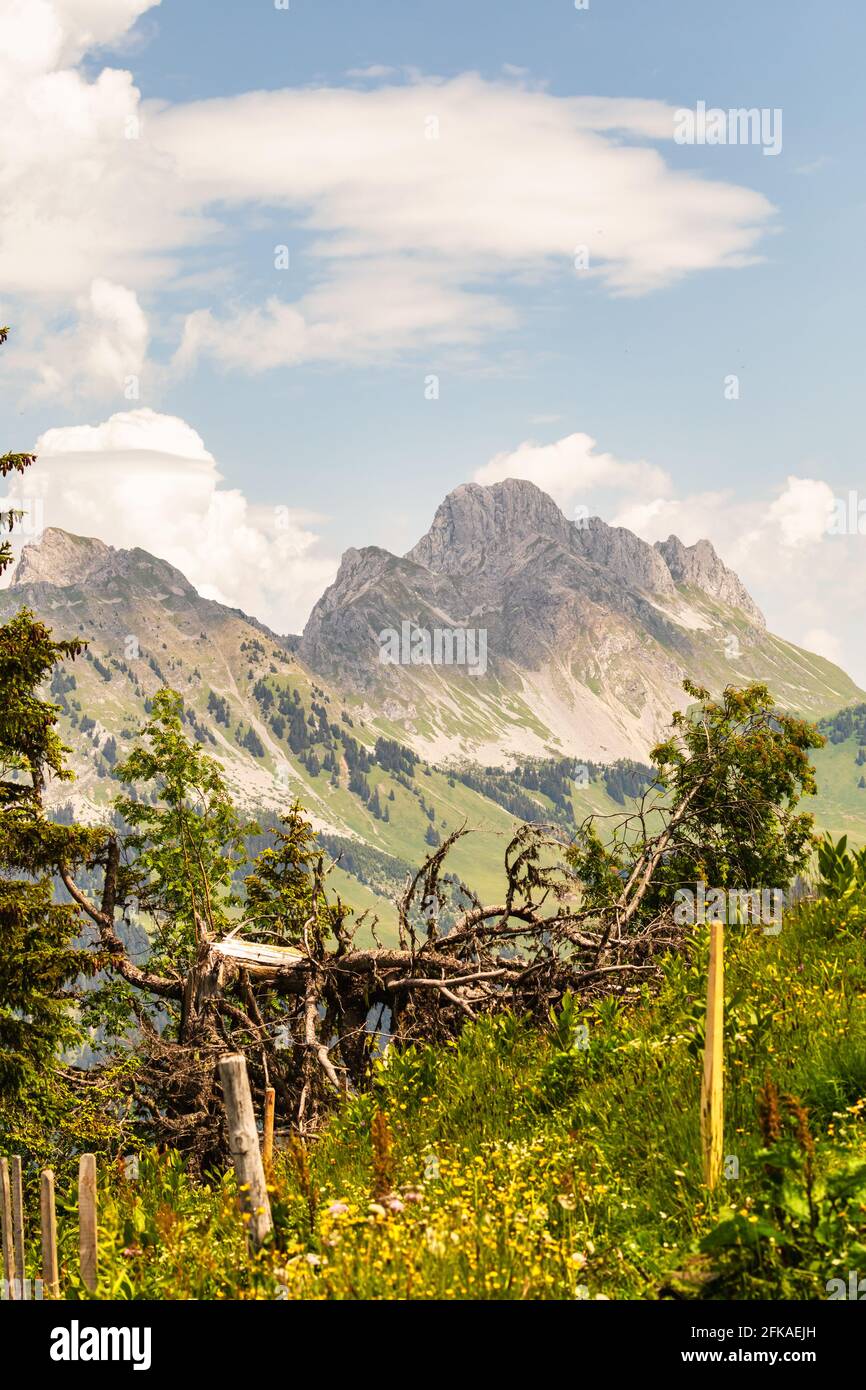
xmin=611 ymin=473 xmax=866 ymax=686
xmin=27 ymin=278 xmax=149 ymax=402
xmin=0 ymin=0 xmax=158 ymax=76
xmin=766 ymin=476 xmax=836 ymax=548
xmin=474 ymin=431 xmax=671 ymax=512
xmin=1 ymin=408 xmax=337 ymax=634
xmin=473 ymin=426 xmax=866 ymax=685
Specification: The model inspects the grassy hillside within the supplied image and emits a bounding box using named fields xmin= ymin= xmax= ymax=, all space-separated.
xmin=811 ymin=705 xmax=866 ymax=846
xmin=5 ymin=553 xmax=866 ymax=928
xmin=45 ymin=636 xmax=866 ymax=937
xmin=33 ymin=883 xmax=866 ymax=1300
xmin=3 ymin=552 xmax=863 ymax=936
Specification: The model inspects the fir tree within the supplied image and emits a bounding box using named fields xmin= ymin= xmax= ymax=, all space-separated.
xmin=0 ymin=329 xmax=101 ymax=1104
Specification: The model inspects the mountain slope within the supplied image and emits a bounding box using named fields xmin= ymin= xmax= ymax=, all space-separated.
xmin=300 ymin=479 xmax=862 ymax=763
xmin=3 ymin=484 xmax=864 ymax=931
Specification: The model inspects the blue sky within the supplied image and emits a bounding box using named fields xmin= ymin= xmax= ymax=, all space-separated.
xmin=1 ymin=0 xmax=864 ymax=676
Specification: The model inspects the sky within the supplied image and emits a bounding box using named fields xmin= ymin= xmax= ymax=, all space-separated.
xmin=1 ymin=0 xmax=865 ymax=679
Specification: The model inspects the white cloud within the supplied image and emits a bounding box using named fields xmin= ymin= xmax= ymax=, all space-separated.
xmin=36 ymin=407 xmax=208 ymax=459
xmin=0 ymin=8 xmax=776 ymax=386
xmin=163 ymin=80 xmax=773 ymax=370
xmin=28 ymin=278 xmax=149 ymax=401
xmin=0 ymin=0 xmax=158 ymax=77
xmin=766 ymin=475 xmax=836 ymax=548
xmin=474 ymin=431 xmax=671 ymax=510
xmin=611 ymin=473 xmax=866 ymax=686
xmin=346 ymin=65 xmax=396 ymax=80
xmin=2 ymin=408 xmax=337 ymax=634
xmin=176 ymin=261 xmax=517 ymax=373
xmin=474 ymin=427 xmax=866 ymax=686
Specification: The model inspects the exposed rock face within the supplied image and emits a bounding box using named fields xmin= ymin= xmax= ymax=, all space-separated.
xmin=8 ymin=486 xmax=859 ymax=775
xmin=655 ymin=534 xmax=766 ymax=628
xmin=407 ymin=478 xmax=574 ymax=582
xmin=298 ymin=477 xmax=859 ymax=762
xmin=3 ymin=508 xmax=859 ymax=928
xmin=574 ymin=516 xmax=676 ymax=598
xmin=12 ymin=528 xmax=196 ymax=599
xmin=13 ymin=529 xmax=115 ymax=588
xmin=301 ymin=478 xmax=766 ymax=686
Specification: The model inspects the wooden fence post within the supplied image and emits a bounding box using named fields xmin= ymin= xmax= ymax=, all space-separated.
xmin=78 ymin=1154 xmax=98 ymax=1293
xmin=700 ymin=919 xmax=725 ymax=1189
xmin=218 ymin=1054 xmax=273 ymax=1249
xmin=263 ymin=1086 xmax=276 ymax=1178
xmin=0 ymin=1157 xmax=14 ymax=1299
xmin=11 ymin=1156 xmax=25 ymax=1299
xmin=41 ymin=1170 xmax=60 ymax=1299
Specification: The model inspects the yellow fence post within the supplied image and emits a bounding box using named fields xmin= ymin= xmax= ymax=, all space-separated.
xmin=262 ymin=1085 xmax=276 ymax=1179
xmin=700 ymin=919 xmax=725 ymax=1189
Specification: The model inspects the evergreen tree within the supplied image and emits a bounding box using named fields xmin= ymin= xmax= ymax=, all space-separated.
xmin=114 ymin=689 xmax=252 ymax=976
xmin=0 ymin=328 xmax=102 ymax=1104
xmin=243 ymin=802 xmax=341 ymax=947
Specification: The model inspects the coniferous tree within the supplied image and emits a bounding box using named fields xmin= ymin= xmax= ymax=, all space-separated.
xmin=0 ymin=328 xmax=102 ymax=1105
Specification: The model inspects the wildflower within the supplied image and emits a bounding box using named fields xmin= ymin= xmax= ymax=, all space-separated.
xmin=326 ymin=1201 xmax=349 ymax=1217
xmin=425 ymin=1227 xmax=446 ymax=1257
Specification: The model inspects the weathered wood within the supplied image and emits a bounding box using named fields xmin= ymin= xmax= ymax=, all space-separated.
xmin=10 ymin=1156 xmax=25 ymax=1298
xmin=78 ymin=1153 xmax=98 ymax=1292
xmin=262 ymin=1086 xmax=276 ymax=1177
xmin=41 ymin=1170 xmax=60 ymax=1299
xmin=0 ymin=1157 xmax=14 ymax=1298
xmin=213 ymin=938 xmax=305 ymax=975
xmin=218 ymin=1054 xmax=273 ymax=1248
xmin=700 ymin=920 xmax=725 ymax=1189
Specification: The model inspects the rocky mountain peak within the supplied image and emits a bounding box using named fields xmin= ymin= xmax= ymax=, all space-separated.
xmin=655 ymin=534 xmax=765 ymax=627
xmin=12 ymin=529 xmax=116 ymax=588
xmin=10 ymin=527 xmax=196 ymax=599
xmin=573 ymin=515 xmax=676 ymax=597
xmin=406 ymin=478 xmax=573 ymax=578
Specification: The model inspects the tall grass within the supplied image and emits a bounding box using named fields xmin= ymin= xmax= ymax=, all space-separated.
xmin=26 ymin=890 xmax=866 ymax=1300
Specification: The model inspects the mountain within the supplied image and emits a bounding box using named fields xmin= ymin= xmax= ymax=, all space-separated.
xmin=3 ymin=485 xmax=864 ymax=934
xmin=301 ymin=479 xmax=861 ymax=764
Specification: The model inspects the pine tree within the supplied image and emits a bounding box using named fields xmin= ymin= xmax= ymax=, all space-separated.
xmin=114 ymin=689 xmax=251 ymax=975
xmin=0 ymin=328 xmax=102 ymax=1104
xmin=245 ymin=802 xmax=345 ymax=948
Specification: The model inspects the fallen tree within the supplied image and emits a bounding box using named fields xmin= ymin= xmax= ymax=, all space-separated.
xmin=44 ymin=682 xmax=824 ymax=1166
xmin=0 ymin=326 xmax=826 ymax=1168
